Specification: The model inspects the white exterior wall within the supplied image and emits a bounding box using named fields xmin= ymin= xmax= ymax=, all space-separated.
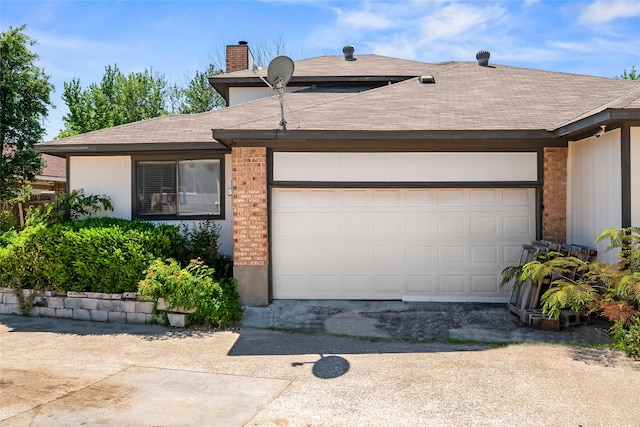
xmin=163 ymin=154 xmax=233 ymax=256
xmin=69 ymin=156 xmax=132 ymax=219
xmin=274 ymin=152 xmax=538 ymax=182
xmin=229 ymin=86 xmax=309 ymax=106
xmin=69 ymin=154 xmax=234 ymax=257
xmin=632 ymin=127 xmax=640 ymax=227
xmin=567 ymin=129 xmax=621 ymax=263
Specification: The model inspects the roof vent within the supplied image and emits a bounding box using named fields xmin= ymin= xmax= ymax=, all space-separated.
xmin=343 ymin=45 xmax=356 ymax=61
xmin=476 ymin=50 xmax=490 ymax=66
xmin=418 ymin=75 xmax=435 ymax=84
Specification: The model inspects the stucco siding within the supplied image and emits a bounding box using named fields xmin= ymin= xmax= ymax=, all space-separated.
xmin=229 ymin=86 xmax=307 ymax=106
xmin=273 ymin=152 xmax=538 ymax=182
xmin=632 ymin=127 xmax=640 ymax=227
xmin=69 ymin=155 xmax=132 ymax=219
xmin=68 ymin=155 xmax=234 ymax=257
xmin=568 ymin=129 xmax=621 ymax=263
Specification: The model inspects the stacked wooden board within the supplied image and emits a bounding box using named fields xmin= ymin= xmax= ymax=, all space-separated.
xmin=506 ymin=240 xmax=597 ymax=326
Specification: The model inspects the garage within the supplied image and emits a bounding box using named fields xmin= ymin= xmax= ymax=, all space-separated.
xmin=271 ymin=187 xmax=536 ymax=301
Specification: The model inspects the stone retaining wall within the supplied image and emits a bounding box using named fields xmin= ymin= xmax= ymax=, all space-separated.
xmin=0 ymin=289 xmax=182 ymax=326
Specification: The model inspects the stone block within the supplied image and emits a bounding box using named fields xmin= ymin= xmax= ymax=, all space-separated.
xmin=126 ymin=312 xmax=146 ymax=324
xmin=109 ymin=293 xmax=123 ymax=300
xmin=157 ymin=298 xmax=167 ymax=311
xmin=80 ymin=298 xmax=99 ymax=310
xmin=67 ymin=292 xmax=87 ymax=298
xmin=39 ymin=307 xmax=57 ymax=317
xmin=135 ymin=301 xmax=154 ymax=314
xmin=90 ymin=310 xmax=108 ymax=322
xmin=28 ymin=307 xmax=40 ymax=317
xmin=2 ymin=292 xmax=18 ymax=305
xmin=95 ymin=300 xmax=113 ymax=312
xmin=167 ymin=312 xmax=186 ymax=327
xmin=64 ymin=298 xmax=83 ymax=309
xmin=85 ymin=292 xmax=104 ymax=299
xmin=108 ymin=311 xmax=127 ymax=323
xmin=73 ymin=308 xmax=91 ymax=321
xmin=0 ymin=303 xmax=20 ymax=315
xmin=47 ymin=296 xmax=65 ymax=309
xmin=122 ymin=292 xmax=137 ymax=300
xmin=56 ymin=308 xmax=74 ymax=319
xmin=123 ymin=301 xmax=136 ymax=313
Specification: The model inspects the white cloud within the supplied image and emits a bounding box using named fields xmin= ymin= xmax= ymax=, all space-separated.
xmin=28 ymin=30 xmax=119 ymax=52
xmin=333 ymin=7 xmax=395 ymax=30
xmin=578 ymin=0 xmax=640 ymax=24
xmin=419 ymin=3 xmax=508 ymax=42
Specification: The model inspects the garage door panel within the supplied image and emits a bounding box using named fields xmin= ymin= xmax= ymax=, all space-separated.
xmin=437 ymin=216 xmax=466 ymax=235
xmin=502 ymin=215 xmax=534 ymax=235
xmin=470 ymin=246 xmax=499 ymax=264
xmin=471 ymin=274 xmax=501 ymax=293
xmin=437 ymin=246 xmax=466 ymax=264
xmin=438 ymin=275 xmax=466 ymax=294
xmin=405 ymin=246 xmax=434 ymax=265
xmin=272 ymin=188 xmax=536 ymax=301
xmin=437 ymin=190 xmax=466 ymax=206
xmin=406 ymin=275 xmax=436 ymax=294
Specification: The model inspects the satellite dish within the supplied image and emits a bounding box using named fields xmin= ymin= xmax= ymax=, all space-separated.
xmin=259 ymin=55 xmax=294 ymax=131
xmin=267 ymin=56 xmax=294 ymax=88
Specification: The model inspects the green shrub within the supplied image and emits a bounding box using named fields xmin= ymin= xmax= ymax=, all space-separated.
xmin=175 ymin=220 xmax=233 ymax=279
xmin=0 ymin=229 xmax=17 ymax=248
xmin=0 ymin=210 xmax=17 ymax=232
xmin=25 ymin=189 xmax=113 ymax=226
xmin=138 ymin=258 xmax=240 ymax=326
xmin=0 ymin=218 xmax=184 ymax=294
xmin=612 ymin=317 xmax=640 ymax=358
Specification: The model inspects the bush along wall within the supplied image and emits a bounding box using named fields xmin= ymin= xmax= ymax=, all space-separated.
xmin=0 ymin=208 xmax=238 ymax=327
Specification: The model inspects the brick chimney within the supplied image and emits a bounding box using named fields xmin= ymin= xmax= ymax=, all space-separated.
xmin=226 ymin=41 xmax=254 ymax=73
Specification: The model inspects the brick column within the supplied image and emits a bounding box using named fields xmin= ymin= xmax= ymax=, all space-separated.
xmin=232 ymin=147 xmax=269 ymax=306
xmin=542 ymin=147 xmax=567 ymax=243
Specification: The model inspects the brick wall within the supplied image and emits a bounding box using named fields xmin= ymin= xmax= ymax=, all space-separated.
xmin=232 ymin=147 xmax=268 ymax=266
xmin=542 ymin=147 xmax=567 ymax=242
xmin=226 ymin=44 xmax=250 ymax=73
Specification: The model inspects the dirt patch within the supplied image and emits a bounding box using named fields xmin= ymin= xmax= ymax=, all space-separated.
xmin=0 ymin=369 xmax=77 ymax=414
xmin=0 ymin=368 xmax=134 ymax=424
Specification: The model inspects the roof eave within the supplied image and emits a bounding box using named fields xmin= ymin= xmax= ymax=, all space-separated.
xmin=554 ymin=108 xmax=640 ymax=138
xmin=212 ymin=129 xmax=562 ymax=146
xmin=36 ymin=142 xmax=229 ymax=155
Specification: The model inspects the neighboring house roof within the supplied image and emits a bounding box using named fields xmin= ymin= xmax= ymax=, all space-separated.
xmin=37 ymin=55 xmax=640 ymax=154
xmin=38 ymin=154 xmax=66 ymax=181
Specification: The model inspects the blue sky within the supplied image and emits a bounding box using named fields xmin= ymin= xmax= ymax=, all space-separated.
xmin=2 ymin=0 xmax=640 ymax=141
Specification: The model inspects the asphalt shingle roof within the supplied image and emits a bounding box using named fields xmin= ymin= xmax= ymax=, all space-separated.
xmin=37 ymin=55 xmax=640 ymax=151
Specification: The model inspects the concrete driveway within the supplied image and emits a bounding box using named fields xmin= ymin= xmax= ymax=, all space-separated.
xmin=1 ymin=313 xmax=639 ymax=427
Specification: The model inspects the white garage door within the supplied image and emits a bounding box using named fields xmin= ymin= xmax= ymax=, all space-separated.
xmin=271 ymin=188 xmax=536 ymax=301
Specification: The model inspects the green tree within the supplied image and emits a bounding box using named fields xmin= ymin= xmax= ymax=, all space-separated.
xmin=620 ymin=66 xmax=638 ymax=80
xmin=168 ymin=64 xmax=225 ymax=114
xmin=58 ymin=65 xmax=168 ymax=137
xmin=0 ymin=25 xmax=54 ymax=201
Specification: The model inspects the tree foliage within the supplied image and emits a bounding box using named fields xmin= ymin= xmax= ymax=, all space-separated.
xmin=59 ymin=63 xmax=225 ymax=137
xmin=169 ymin=64 xmax=224 ymax=114
xmin=58 ymin=65 xmax=167 ymax=137
xmin=0 ymin=25 xmax=54 ymax=201
xmin=620 ymin=66 xmax=638 ymax=80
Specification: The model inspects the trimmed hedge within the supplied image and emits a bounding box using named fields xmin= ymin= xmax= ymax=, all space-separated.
xmin=0 ymin=218 xmax=186 ymax=294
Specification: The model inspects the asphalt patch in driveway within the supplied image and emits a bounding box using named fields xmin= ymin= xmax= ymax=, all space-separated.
xmin=2 ymin=366 xmax=291 ymax=427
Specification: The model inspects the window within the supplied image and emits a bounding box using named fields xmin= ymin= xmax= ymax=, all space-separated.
xmin=136 ymin=158 xmax=222 ymax=218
